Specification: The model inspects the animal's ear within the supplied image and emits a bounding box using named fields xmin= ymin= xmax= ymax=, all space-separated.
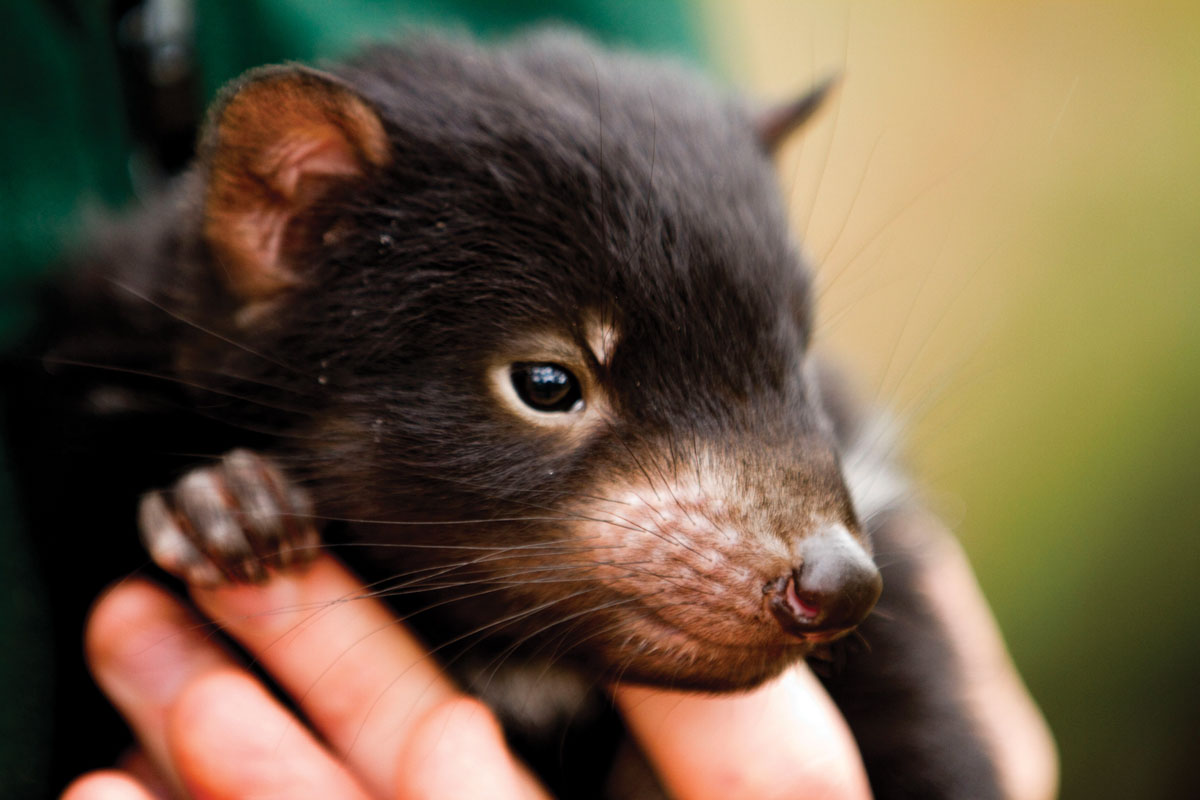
xmin=201 ymin=65 xmax=389 ymax=303
xmin=755 ymin=75 xmax=839 ymax=154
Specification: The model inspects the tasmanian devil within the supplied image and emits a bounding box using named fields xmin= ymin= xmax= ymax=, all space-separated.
xmin=3 ymin=29 xmax=1002 ymax=799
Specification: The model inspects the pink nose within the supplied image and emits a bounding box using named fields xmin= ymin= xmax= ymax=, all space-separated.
xmin=763 ymin=525 xmax=882 ymax=640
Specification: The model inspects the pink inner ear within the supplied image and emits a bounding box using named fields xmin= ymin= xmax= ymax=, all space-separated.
xmin=261 ymin=125 xmax=366 ymax=200
xmin=204 ymin=73 xmax=389 ymax=305
xmin=229 ymin=207 xmax=290 ymax=297
xmin=221 ymin=127 xmax=367 ymax=298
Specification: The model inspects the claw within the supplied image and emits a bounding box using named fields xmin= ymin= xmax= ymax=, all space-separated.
xmin=138 ymin=491 xmax=224 ymax=586
xmin=136 ymin=450 xmax=319 ymax=586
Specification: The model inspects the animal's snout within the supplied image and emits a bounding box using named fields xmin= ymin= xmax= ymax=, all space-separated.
xmin=764 ymin=524 xmax=882 ymax=641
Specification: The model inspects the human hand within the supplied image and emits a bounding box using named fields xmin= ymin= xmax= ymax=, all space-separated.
xmin=62 ymin=530 xmax=1055 ymax=800
xmin=60 ymin=554 xmax=871 ymax=800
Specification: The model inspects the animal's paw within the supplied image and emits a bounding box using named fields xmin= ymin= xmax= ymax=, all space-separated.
xmin=138 ymin=449 xmax=319 ymax=586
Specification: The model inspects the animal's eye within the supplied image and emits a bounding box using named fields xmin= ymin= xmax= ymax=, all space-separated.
xmin=510 ymin=363 xmax=583 ymax=413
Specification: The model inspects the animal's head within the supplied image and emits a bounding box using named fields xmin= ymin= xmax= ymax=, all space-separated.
xmin=186 ymin=33 xmax=879 ymax=690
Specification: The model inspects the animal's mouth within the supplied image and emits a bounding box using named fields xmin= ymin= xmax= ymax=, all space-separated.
xmin=631 ymin=592 xmax=848 ymax=652
xmin=763 ymin=575 xmax=858 ymax=644
xmin=785 ymin=574 xmax=822 ymax=620
xmin=587 ymin=548 xmax=868 ymax=657
xmin=621 ymin=589 xmax=825 ymax=657
xmin=592 ymin=597 xmax=813 ymax=690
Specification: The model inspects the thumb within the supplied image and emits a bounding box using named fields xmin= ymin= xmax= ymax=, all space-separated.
xmin=613 ymin=665 xmax=872 ymax=800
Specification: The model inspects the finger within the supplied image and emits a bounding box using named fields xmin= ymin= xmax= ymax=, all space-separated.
xmin=395 ymin=696 xmax=550 ymax=800
xmin=909 ymin=515 xmax=1058 ymax=800
xmin=61 ymin=771 xmax=157 ymax=800
xmin=85 ymin=580 xmax=237 ymax=794
xmin=615 ymin=665 xmax=872 ymax=800
xmin=166 ymin=668 xmax=372 ymax=800
xmin=189 ymin=555 xmax=458 ymax=798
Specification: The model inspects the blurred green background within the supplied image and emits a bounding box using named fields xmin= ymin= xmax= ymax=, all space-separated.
xmin=2 ymin=1 xmax=1197 ymax=797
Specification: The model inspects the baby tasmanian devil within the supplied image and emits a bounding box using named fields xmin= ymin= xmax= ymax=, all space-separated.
xmin=7 ymin=30 xmax=1002 ymax=799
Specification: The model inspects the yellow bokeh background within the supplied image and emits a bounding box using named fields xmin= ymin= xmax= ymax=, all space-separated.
xmin=704 ymin=2 xmax=1200 ymax=797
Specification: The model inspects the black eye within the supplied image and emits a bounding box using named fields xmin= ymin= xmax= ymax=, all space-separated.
xmin=511 ymin=363 xmax=583 ymax=413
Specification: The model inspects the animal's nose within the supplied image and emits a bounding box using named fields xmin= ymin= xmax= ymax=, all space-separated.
xmin=764 ymin=524 xmax=882 ymax=640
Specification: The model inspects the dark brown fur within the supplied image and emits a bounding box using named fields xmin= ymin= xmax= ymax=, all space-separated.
xmin=3 ymin=30 xmax=1000 ymax=799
